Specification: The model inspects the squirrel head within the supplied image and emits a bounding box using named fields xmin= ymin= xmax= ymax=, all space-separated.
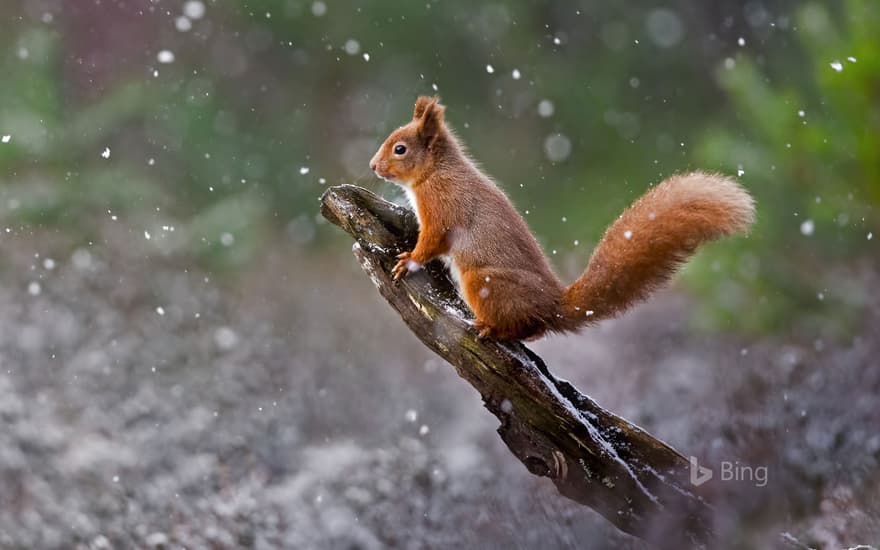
xmin=370 ymin=96 xmax=446 ymax=187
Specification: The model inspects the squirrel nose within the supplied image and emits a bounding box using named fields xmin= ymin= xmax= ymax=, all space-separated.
xmin=369 ymin=161 xmax=377 ymax=171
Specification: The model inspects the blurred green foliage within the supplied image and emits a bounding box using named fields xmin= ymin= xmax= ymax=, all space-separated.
xmin=693 ymin=0 xmax=879 ymax=334
xmin=0 ymin=0 xmax=876 ymax=335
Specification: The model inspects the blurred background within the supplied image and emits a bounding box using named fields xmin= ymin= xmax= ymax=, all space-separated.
xmin=0 ymin=0 xmax=878 ymax=548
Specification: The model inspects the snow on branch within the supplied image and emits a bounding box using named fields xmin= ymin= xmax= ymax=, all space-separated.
xmin=320 ymin=185 xmax=714 ymax=548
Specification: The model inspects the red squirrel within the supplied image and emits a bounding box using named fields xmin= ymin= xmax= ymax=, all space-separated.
xmin=369 ymin=96 xmax=755 ymax=341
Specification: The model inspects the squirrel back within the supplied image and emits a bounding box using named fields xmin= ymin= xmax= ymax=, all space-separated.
xmin=370 ymin=96 xmax=755 ymax=340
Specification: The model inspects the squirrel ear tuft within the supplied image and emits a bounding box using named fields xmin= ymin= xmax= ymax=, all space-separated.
xmin=413 ymin=96 xmax=438 ymax=120
xmin=415 ymin=97 xmax=445 ymax=147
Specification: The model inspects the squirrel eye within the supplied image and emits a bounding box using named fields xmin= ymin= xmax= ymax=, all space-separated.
xmin=393 ymin=144 xmax=407 ymax=155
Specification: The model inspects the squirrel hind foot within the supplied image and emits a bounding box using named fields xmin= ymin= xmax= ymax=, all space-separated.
xmin=472 ymin=319 xmax=547 ymax=342
xmin=472 ymin=321 xmax=495 ymax=340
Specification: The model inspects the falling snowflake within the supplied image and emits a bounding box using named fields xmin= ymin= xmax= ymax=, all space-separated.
xmin=183 ymin=0 xmax=205 ymax=19
xmin=214 ymin=327 xmax=239 ymax=350
xmin=800 ymin=219 xmax=815 ymax=236
xmin=157 ymin=50 xmax=175 ymax=64
xmin=175 ymin=16 xmax=192 ymax=32
xmin=537 ymin=99 xmax=554 ymax=118
xmin=344 ymin=39 xmax=360 ymax=56
xmin=543 ymin=133 xmax=571 ymax=162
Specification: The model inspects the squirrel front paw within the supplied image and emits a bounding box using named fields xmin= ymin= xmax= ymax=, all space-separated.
xmin=392 ymin=251 xmax=419 ymax=281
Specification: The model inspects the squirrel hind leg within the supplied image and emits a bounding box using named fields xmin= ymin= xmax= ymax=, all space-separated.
xmin=472 ymin=319 xmax=539 ymax=341
xmin=472 ymin=320 xmax=495 ymax=340
xmin=461 ymin=269 xmax=554 ymax=341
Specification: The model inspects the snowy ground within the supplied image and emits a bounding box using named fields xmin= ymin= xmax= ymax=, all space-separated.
xmin=0 ymin=234 xmax=877 ymax=549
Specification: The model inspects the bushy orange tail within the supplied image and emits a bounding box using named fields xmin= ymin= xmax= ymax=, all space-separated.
xmin=559 ymin=171 xmax=755 ymax=329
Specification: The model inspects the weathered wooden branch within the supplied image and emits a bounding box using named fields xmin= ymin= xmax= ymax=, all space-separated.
xmin=320 ymin=185 xmax=714 ymax=548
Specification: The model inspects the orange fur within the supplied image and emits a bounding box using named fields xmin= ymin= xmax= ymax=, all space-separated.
xmin=370 ymin=97 xmax=756 ymax=341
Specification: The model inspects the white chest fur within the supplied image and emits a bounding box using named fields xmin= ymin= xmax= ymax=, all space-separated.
xmin=441 ymin=255 xmax=463 ymax=291
xmin=403 ymin=187 xmax=422 ymax=227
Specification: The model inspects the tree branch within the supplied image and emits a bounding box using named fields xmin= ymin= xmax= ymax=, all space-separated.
xmin=320 ymin=185 xmax=714 ymax=548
